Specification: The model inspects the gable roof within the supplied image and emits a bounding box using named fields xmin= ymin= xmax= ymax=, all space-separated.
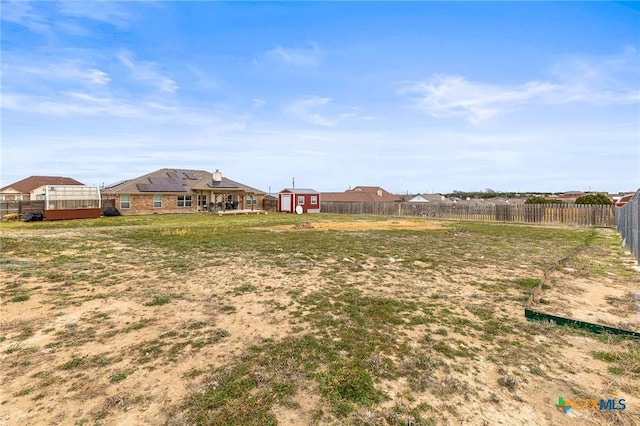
xmin=0 ymin=176 xmax=84 ymax=194
xmin=408 ymin=194 xmax=449 ymax=203
xmin=321 ymin=186 xmax=402 ymax=203
xmin=279 ymin=188 xmax=319 ymax=195
xmin=102 ymin=168 xmax=265 ymax=195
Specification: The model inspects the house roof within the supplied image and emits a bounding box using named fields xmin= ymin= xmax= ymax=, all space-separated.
xmin=102 ymin=168 xmax=265 ymax=195
xmin=321 ymin=186 xmax=402 ymax=203
xmin=408 ymin=194 xmax=449 ymax=203
xmin=0 ymin=176 xmax=84 ymax=194
xmin=279 ymin=188 xmax=319 ymax=195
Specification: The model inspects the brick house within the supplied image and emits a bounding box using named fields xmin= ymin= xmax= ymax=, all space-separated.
xmin=321 ymin=186 xmax=402 ymax=203
xmin=101 ymin=168 xmax=266 ymax=215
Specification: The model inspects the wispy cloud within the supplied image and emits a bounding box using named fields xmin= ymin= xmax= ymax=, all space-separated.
xmin=117 ymin=51 xmax=178 ymax=93
xmin=186 ymin=64 xmax=220 ymax=91
xmin=261 ymin=44 xmax=322 ymax=67
xmin=1 ymin=91 xmax=244 ymax=130
xmin=397 ymin=76 xmax=556 ymax=123
xmin=398 ymin=50 xmax=640 ymax=124
xmin=1 ymin=1 xmax=52 ymax=34
xmin=1 ymin=0 xmax=134 ymax=36
xmin=285 ymin=96 xmax=357 ymax=127
xmin=3 ymin=60 xmax=110 ymax=86
xmin=58 ymin=0 xmax=133 ymax=28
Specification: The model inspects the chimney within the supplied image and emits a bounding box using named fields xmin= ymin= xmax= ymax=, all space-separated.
xmin=212 ymin=170 xmax=223 ymax=182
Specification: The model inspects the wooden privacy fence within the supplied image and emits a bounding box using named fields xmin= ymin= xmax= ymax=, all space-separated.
xmin=0 ymin=200 xmax=46 ymax=217
xmin=320 ymin=202 xmax=616 ymax=227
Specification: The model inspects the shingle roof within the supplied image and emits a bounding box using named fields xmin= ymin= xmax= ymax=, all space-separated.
xmin=279 ymin=188 xmax=319 ymax=195
xmin=102 ymin=168 xmax=265 ymax=195
xmin=321 ymin=186 xmax=402 ymax=203
xmin=0 ymin=176 xmax=84 ymax=194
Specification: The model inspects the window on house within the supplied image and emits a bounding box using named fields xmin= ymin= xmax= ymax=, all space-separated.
xmin=120 ymin=194 xmax=131 ymax=209
xmin=177 ymin=195 xmax=192 ymax=207
xmin=153 ymin=195 xmax=162 ymax=208
xmin=16 ymin=195 xmax=23 ymax=201
xmin=310 ymin=196 xmax=318 ymax=205
xmin=297 ymin=196 xmax=305 ymax=205
xmin=245 ymin=195 xmax=258 ymax=205
xmin=36 ymin=194 xmax=45 ymax=200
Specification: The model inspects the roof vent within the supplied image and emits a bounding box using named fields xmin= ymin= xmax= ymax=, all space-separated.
xmin=212 ymin=170 xmax=223 ymax=182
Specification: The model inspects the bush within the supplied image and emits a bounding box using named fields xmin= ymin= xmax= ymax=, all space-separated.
xmin=524 ymin=197 xmax=563 ymax=205
xmin=574 ymin=193 xmax=613 ymax=205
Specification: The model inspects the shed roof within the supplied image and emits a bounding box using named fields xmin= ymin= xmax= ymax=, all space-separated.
xmin=279 ymin=188 xmax=319 ymax=195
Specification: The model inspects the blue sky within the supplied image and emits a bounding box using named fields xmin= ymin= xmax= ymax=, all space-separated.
xmin=1 ymin=1 xmax=639 ymax=194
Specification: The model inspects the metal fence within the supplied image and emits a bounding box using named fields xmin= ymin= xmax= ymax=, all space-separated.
xmin=615 ymin=190 xmax=639 ymax=263
xmin=321 ymin=202 xmax=616 ymax=227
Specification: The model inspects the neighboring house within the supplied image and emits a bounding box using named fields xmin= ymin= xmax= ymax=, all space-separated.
xmin=556 ymin=191 xmax=586 ymax=203
xmin=407 ymin=194 xmax=449 ymax=203
xmin=278 ymin=188 xmax=320 ymax=213
xmin=321 ymin=186 xmax=402 ymax=203
xmin=101 ymin=168 xmax=265 ymax=215
xmin=0 ymin=176 xmax=83 ymax=201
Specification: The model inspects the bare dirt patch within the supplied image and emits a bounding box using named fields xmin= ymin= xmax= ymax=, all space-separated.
xmin=268 ymin=218 xmax=446 ymax=232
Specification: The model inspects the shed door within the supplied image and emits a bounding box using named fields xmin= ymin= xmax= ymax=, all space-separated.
xmin=281 ymin=194 xmax=292 ymax=212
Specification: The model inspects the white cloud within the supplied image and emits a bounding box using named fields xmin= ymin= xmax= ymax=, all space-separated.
xmin=398 ymin=50 xmax=640 ymax=124
xmin=262 ymin=44 xmax=322 ymax=67
xmin=117 ymin=51 xmax=178 ymax=93
xmin=0 ymin=1 xmax=51 ymax=34
xmin=58 ymin=0 xmax=132 ymax=28
xmin=186 ymin=65 xmax=220 ymax=91
xmin=285 ymin=96 xmax=357 ymax=127
xmin=397 ymin=75 xmax=557 ymax=124
xmin=251 ymin=98 xmax=267 ymax=109
xmin=1 ymin=91 xmax=245 ymax=130
xmin=3 ymin=61 xmax=110 ymax=86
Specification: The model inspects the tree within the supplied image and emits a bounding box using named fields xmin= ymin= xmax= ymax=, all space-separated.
xmin=574 ymin=193 xmax=613 ymax=205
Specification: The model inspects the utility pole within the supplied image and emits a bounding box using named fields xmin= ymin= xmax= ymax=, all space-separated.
xmin=292 ymin=177 xmax=295 ymax=189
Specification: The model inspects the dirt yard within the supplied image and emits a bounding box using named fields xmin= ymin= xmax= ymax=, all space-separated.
xmin=1 ymin=216 xmax=638 ymax=425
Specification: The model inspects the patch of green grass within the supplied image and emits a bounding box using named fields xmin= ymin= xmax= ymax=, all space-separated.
xmin=608 ymin=366 xmax=625 ymax=375
xmin=18 ymin=325 xmax=34 ymax=340
xmin=515 ymin=278 xmax=541 ymax=289
xmin=320 ymin=361 xmax=381 ymax=413
xmin=109 ymin=371 xmax=129 ymax=383
xmin=431 ymin=340 xmax=476 ymax=359
xmin=209 ymin=329 xmax=231 ymax=343
xmin=219 ymin=305 xmax=237 ymax=314
xmin=10 ymin=294 xmax=30 ymax=302
xmin=232 ymin=283 xmax=257 ymax=295
xmin=61 ymin=357 xmax=86 ymax=370
xmin=144 ymin=295 xmax=170 ymax=306
xmin=137 ymin=342 xmax=163 ymax=363
xmin=592 ymin=351 xmax=618 ymax=363
xmin=14 ymin=387 xmax=33 ymax=396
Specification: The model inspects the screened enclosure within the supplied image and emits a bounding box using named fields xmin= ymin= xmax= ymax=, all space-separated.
xmin=45 ymin=185 xmax=101 ymax=210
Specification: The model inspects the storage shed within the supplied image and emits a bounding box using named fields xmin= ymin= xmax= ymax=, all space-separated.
xmin=278 ymin=188 xmax=320 ymax=213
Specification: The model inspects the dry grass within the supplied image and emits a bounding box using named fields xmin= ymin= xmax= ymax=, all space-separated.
xmin=1 ymin=214 xmax=638 ymax=425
